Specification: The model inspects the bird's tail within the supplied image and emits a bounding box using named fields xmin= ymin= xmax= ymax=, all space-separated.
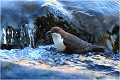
xmin=92 ymin=45 xmax=105 ymax=52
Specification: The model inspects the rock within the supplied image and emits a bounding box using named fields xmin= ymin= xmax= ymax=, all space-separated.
xmin=1 ymin=44 xmax=23 ymax=50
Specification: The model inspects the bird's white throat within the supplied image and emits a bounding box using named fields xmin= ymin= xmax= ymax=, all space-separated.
xmin=51 ymin=33 xmax=66 ymax=51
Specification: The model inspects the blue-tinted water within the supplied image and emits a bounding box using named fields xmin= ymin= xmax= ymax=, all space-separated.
xmin=0 ymin=0 xmax=119 ymax=78
xmin=0 ymin=44 xmax=119 ymax=77
xmin=1 ymin=0 xmax=119 ymax=28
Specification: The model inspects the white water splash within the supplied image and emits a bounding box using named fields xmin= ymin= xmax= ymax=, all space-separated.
xmin=7 ymin=29 xmax=10 ymax=35
xmin=2 ymin=29 xmax=7 ymax=44
xmin=25 ymin=23 xmax=35 ymax=48
xmin=42 ymin=0 xmax=62 ymax=7
xmin=42 ymin=0 xmax=79 ymax=29
xmin=11 ymin=30 xmax=14 ymax=43
xmin=42 ymin=0 xmax=71 ymax=16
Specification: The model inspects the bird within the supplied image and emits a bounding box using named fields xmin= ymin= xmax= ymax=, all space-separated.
xmin=47 ymin=27 xmax=105 ymax=54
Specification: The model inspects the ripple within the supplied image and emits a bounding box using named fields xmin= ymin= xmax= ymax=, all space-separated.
xmin=0 ymin=44 xmax=119 ymax=77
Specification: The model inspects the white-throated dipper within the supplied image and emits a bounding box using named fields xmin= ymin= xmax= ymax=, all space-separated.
xmin=47 ymin=27 xmax=105 ymax=54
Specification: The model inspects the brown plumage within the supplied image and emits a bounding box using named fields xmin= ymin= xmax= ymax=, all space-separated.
xmin=48 ymin=27 xmax=105 ymax=54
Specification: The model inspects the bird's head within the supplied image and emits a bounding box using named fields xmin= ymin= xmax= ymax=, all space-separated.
xmin=47 ymin=27 xmax=63 ymax=34
xmin=47 ymin=27 xmax=64 ymax=37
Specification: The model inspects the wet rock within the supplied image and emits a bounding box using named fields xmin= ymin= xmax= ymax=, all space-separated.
xmin=107 ymin=71 xmax=120 ymax=77
xmin=1 ymin=25 xmax=34 ymax=49
xmin=34 ymin=13 xmax=76 ymax=44
xmin=1 ymin=44 xmax=23 ymax=50
xmin=107 ymin=24 xmax=119 ymax=53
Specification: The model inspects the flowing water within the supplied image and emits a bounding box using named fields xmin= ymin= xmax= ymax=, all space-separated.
xmin=0 ymin=45 xmax=120 ymax=79
xmin=0 ymin=0 xmax=120 ymax=79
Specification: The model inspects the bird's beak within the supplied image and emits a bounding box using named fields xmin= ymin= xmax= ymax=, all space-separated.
xmin=46 ymin=31 xmax=51 ymax=35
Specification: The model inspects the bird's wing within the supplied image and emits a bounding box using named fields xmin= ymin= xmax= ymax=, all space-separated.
xmin=63 ymin=34 xmax=92 ymax=53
